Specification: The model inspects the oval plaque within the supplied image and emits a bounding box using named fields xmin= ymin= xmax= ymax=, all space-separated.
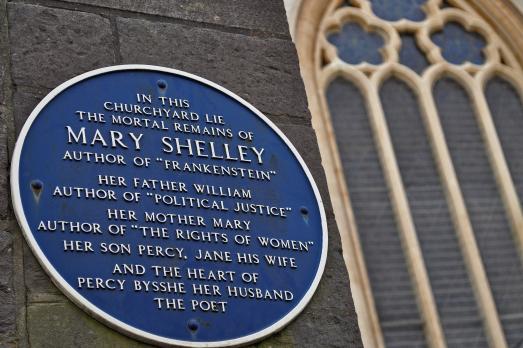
xmin=11 ymin=65 xmax=327 ymax=347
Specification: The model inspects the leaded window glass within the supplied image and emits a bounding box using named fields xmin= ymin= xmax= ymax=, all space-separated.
xmin=300 ymin=0 xmax=523 ymax=346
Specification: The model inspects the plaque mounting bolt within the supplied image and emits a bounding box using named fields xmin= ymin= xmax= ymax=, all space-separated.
xmin=30 ymin=179 xmax=44 ymax=202
xmin=187 ymin=319 xmax=199 ymax=332
xmin=157 ymin=80 xmax=167 ymax=89
xmin=30 ymin=180 xmax=43 ymax=192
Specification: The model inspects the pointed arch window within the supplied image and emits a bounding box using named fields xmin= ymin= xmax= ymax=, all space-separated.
xmin=293 ymin=0 xmax=523 ymax=347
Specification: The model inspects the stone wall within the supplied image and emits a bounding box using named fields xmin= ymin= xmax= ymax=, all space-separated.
xmin=0 ymin=1 xmax=362 ymax=347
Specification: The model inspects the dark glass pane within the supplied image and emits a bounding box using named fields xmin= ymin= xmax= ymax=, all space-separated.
xmin=370 ymin=0 xmax=427 ymax=22
xmin=431 ymin=22 xmax=486 ymax=65
xmin=399 ymin=35 xmax=430 ymax=74
xmin=440 ymin=0 xmax=452 ymax=9
xmin=434 ymin=78 xmax=523 ymax=345
xmin=381 ymin=78 xmax=488 ymax=347
xmin=327 ymin=22 xmax=384 ymax=65
xmin=327 ymin=78 xmax=427 ymax=348
xmin=485 ymin=77 xmax=523 ymax=346
xmin=339 ymin=0 xmax=356 ymax=7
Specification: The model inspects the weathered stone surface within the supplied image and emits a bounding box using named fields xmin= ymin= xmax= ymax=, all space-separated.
xmin=0 ymin=59 xmax=5 ymax=106
xmin=0 ymin=230 xmax=16 ymax=345
xmin=27 ymin=301 xmax=154 ymax=348
xmin=288 ymin=218 xmax=362 ymax=348
xmin=23 ymin=242 xmax=65 ymax=304
xmin=57 ymin=0 xmax=290 ymax=37
xmin=0 ymin=0 xmax=9 ymax=219
xmin=277 ymin=124 xmax=334 ymax=212
xmin=12 ymin=87 xmax=49 ymax=135
xmin=8 ymin=3 xmax=114 ymax=90
xmin=0 ymin=120 xmax=7 ymax=219
xmin=254 ymin=329 xmax=294 ymax=348
xmin=117 ymin=17 xmax=310 ymax=123
xmin=0 ymin=0 xmax=8 ymax=106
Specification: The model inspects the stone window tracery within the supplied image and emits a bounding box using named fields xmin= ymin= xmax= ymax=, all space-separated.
xmin=305 ymin=0 xmax=523 ymax=347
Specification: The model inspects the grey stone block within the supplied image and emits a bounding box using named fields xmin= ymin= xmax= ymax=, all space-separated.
xmin=0 ymin=71 xmax=4 ymax=106
xmin=117 ymin=17 xmax=310 ymax=123
xmin=0 ymin=230 xmax=15 ymax=344
xmin=0 ymin=0 xmax=8 ymax=107
xmin=0 ymin=0 xmax=9 ymax=219
xmin=56 ymin=0 xmax=290 ymax=37
xmin=12 ymin=87 xmax=49 ymax=135
xmin=276 ymin=124 xmax=320 ymax=166
xmin=277 ymin=124 xmax=333 ymax=212
xmin=23 ymin=243 xmax=64 ymax=303
xmin=289 ymin=218 xmax=362 ymax=347
xmin=27 ymin=301 xmax=154 ymax=348
xmin=0 ymin=58 xmax=5 ymax=106
xmin=8 ymin=3 xmax=114 ymax=90
xmin=0 ymin=121 xmax=7 ymax=219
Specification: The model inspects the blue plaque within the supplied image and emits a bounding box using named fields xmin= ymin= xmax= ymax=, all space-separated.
xmin=11 ymin=65 xmax=327 ymax=347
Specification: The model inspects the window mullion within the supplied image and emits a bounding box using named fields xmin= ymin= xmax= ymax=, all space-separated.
xmin=316 ymin=66 xmax=386 ymax=348
xmin=472 ymin=76 xmax=523 ymax=264
xmin=366 ymin=81 xmax=446 ymax=348
xmin=419 ymin=70 xmax=507 ymax=348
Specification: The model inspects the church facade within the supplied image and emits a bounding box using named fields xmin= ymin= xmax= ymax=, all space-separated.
xmin=0 ymin=1 xmax=360 ymax=347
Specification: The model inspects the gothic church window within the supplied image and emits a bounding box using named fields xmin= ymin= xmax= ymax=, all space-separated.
xmin=293 ymin=0 xmax=523 ymax=346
